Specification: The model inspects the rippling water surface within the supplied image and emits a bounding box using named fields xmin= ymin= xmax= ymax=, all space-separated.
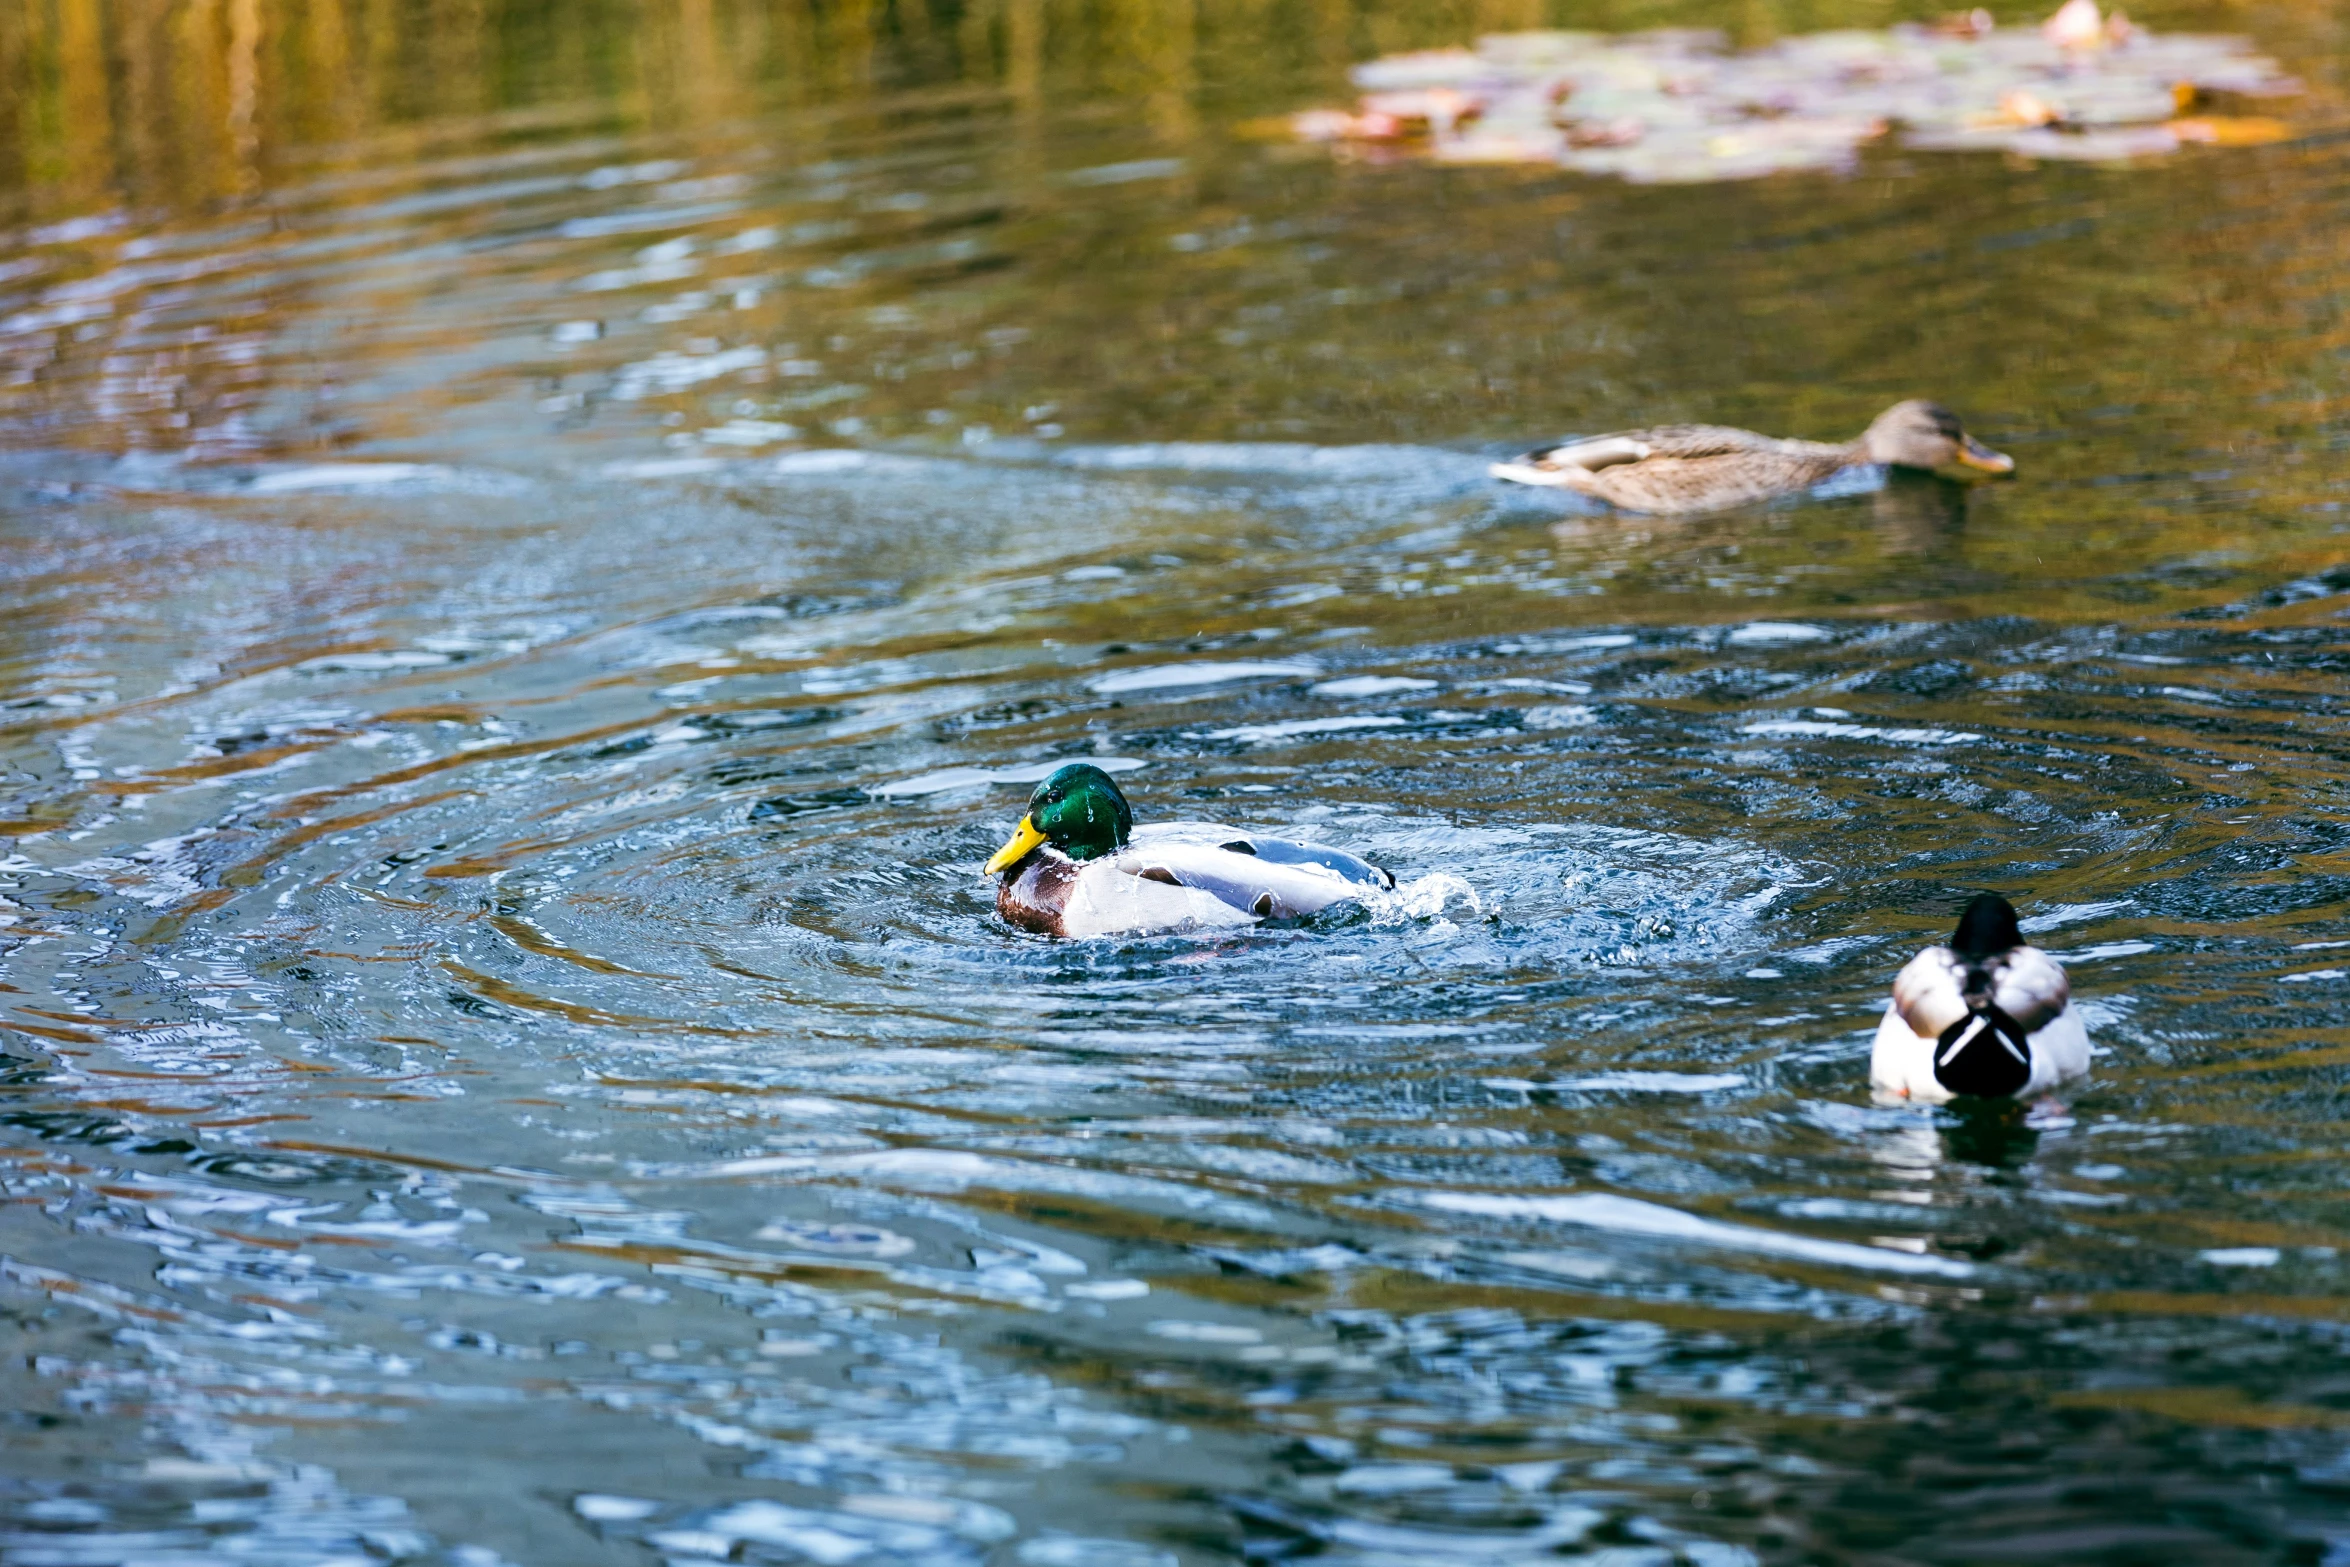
xmin=5 ymin=2 xmax=2350 ymax=1563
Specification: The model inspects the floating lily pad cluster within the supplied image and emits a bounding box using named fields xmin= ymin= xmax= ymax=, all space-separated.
xmin=1293 ymin=0 xmax=2299 ymax=182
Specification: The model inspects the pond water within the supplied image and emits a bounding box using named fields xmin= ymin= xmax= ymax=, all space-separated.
xmin=4 ymin=2 xmax=2350 ymax=1563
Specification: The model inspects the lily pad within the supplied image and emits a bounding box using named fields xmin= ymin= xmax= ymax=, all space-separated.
xmin=1294 ymin=1 xmax=2300 ymax=182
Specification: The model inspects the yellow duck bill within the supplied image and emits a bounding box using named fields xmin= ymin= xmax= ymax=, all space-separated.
xmin=985 ymin=814 xmax=1049 ymax=875
xmin=1952 ymin=435 xmax=2015 ymax=475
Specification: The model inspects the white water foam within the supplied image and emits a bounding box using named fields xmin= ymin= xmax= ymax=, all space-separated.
xmin=2020 ymin=900 xmax=2136 ymax=932
xmin=1201 ymin=715 xmax=1409 ymax=744
xmin=1415 ymin=1190 xmax=1973 ymax=1277
xmin=246 ymin=462 xmax=453 ymax=493
xmin=1363 ymin=872 xmax=1482 ymax=925
xmin=1740 ymin=719 xmax=1981 ymax=745
xmin=1540 ymin=1071 xmax=1748 ymax=1093
xmin=601 ymin=455 xmax=728 ymax=478
xmin=873 ymin=757 xmax=1146 ymax=797
xmin=1726 ymin=621 xmax=1831 ymax=645
xmin=1050 ymin=441 xmax=1488 ymax=484
xmin=1088 ymin=660 xmax=1319 ymax=695
xmin=1312 ymin=675 xmax=1439 ymax=698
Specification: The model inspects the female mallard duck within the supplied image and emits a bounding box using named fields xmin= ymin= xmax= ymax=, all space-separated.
xmin=983 ymin=763 xmax=1393 ymax=937
xmin=1870 ymin=894 xmax=2091 ymax=1104
xmin=1492 ymin=399 xmax=2014 ymax=516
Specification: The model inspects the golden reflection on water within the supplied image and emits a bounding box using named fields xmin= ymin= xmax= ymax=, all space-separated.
xmin=2 ymin=0 xmax=2340 ymax=219
xmin=5 ymin=0 xmax=2343 ymax=530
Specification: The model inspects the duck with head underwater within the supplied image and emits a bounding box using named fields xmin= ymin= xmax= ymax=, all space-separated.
xmin=1870 ymin=893 xmax=2091 ymax=1104
xmin=1492 ymin=399 xmax=2014 ymax=516
xmin=983 ymin=763 xmax=1395 ymax=938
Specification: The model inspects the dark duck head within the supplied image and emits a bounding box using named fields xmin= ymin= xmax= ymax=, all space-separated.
xmin=1951 ymin=891 xmax=2024 ymax=962
xmin=1934 ymin=892 xmax=2033 ymax=1099
xmin=984 ymin=763 xmax=1133 ymax=876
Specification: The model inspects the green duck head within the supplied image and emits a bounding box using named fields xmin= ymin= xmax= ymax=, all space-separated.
xmin=984 ymin=763 xmax=1134 ymax=875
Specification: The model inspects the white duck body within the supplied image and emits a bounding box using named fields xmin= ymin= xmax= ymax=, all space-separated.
xmin=998 ymin=824 xmax=1392 ymax=939
xmin=1870 ymin=941 xmax=2090 ymax=1104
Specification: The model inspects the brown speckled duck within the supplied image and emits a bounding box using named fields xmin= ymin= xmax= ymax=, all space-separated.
xmin=1491 ymin=400 xmax=2014 ymax=516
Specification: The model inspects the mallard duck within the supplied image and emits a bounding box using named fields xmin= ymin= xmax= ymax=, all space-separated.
xmin=1870 ymin=894 xmax=2091 ymax=1103
xmin=982 ymin=763 xmax=1394 ymax=937
xmin=1491 ymin=399 xmax=2014 ymax=516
